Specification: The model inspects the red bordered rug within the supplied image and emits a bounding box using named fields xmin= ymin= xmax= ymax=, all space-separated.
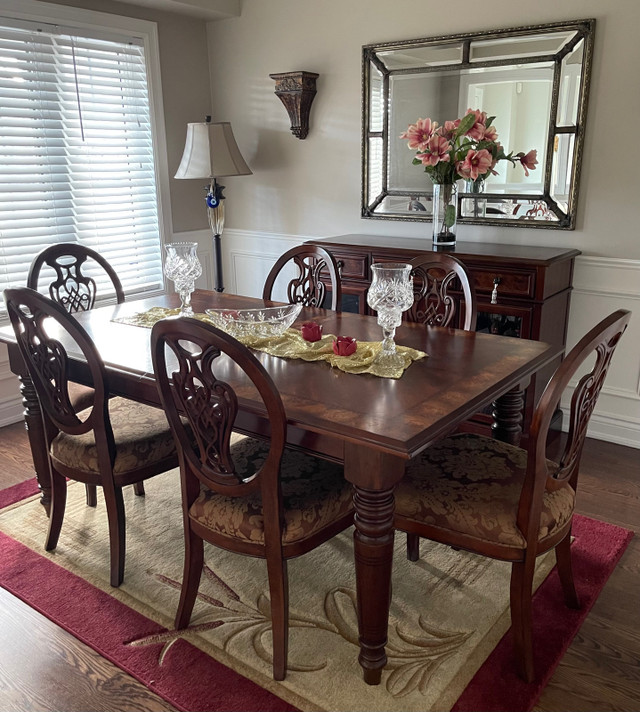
xmin=0 ymin=479 xmax=632 ymax=712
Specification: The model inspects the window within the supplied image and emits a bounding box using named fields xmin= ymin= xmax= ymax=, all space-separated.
xmin=0 ymin=9 xmax=166 ymax=306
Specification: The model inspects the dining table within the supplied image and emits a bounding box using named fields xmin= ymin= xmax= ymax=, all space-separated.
xmin=0 ymin=288 xmax=563 ymax=685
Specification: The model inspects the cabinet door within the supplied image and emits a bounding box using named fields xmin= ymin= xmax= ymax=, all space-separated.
xmin=468 ymin=302 xmax=534 ymax=339
xmin=323 ymin=284 xmax=368 ymax=314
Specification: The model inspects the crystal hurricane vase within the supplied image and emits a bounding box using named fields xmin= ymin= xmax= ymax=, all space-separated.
xmin=463 ymin=178 xmax=486 ymax=219
xmin=432 ymin=182 xmax=458 ymax=247
xmin=163 ymin=242 xmax=203 ymax=316
xmin=366 ymin=263 xmax=414 ymax=369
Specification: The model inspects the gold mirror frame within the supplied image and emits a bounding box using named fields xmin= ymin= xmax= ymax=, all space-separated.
xmin=362 ymin=19 xmax=595 ymax=230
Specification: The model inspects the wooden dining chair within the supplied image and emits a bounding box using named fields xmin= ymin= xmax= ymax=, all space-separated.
xmin=262 ymin=245 xmax=342 ymax=311
xmin=406 ymin=253 xmax=477 ymax=330
xmin=27 ymin=243 xmax=125 ymax=313
xmin=27 ymin=243 xmax=136 ymax=506
xmin=151 ymin=317 xmax=354 ymax=680
xmin=393 ymin=309 xmax=631 ymax=681
xmin=4 ymin=287 xmax=180 ymax=587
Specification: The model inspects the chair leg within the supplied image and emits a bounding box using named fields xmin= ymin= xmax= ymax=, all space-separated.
xmin=555 ymin=531 xmax=581 ymax=609
xmin=175 ymin=525 xmax=204 ymax=630
xmin=133 ymin=481 xmax=145 ymax=497
xmin=509 ymin=557 xmax=536 ymax=683
xmin=85 ymin=484 xmax=97 ymax=507
xmin=266 ymin=554 xmax=289 ymax=681
xmin=45 ymin=468 xmax=67 ymax=551
xmin=102 ymin=484 xmax=126 ymax=587
xmin=407 ymin=533 xmax=420 ymax=561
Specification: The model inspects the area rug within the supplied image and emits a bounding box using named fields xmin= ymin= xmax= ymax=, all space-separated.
xmin=0 ymin=472 xmax=632 ymax=712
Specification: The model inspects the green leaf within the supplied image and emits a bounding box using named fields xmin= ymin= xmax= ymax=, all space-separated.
xmin=444 ymin=204 xmax=456 ymax=228
xmin=455 ymin=112 xmax=476 ymax=137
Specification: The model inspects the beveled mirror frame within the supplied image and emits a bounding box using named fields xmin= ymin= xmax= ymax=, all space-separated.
xmin=362 ymin=19 xmax=595 ymax=230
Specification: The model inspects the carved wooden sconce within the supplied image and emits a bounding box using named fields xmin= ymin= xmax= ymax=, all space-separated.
xmin=269 ymin=71 xmax=318 ymax=140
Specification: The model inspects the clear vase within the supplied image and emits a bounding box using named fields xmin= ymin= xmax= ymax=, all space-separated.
xmin=463 ymin=178 xmax=487 ymax=218
xmin=432 ymin=182 xmax=458 ymax=247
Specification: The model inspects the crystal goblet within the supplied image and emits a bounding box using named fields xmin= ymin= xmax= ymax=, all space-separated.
xmin=164 ymin=242 xmax=202 ymax=316
xmin=366 ymin=263 xmax=414 ymax=369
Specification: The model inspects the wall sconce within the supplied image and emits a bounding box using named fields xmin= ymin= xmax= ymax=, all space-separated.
xmin=269 ymin=71 xmax=318 ymax=139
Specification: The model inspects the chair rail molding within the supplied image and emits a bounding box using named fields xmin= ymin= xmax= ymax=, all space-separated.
xmin=562 ymin=255 xmax=640 ymax=448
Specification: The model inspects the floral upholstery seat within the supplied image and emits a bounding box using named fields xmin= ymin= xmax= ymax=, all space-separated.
xmin=190 ymin=437 xmax=353 ymax=545
xmin=394 ymin=433 xmax=575 ymax=548
xmin=51 ymin=397 xmax=177 ymax=475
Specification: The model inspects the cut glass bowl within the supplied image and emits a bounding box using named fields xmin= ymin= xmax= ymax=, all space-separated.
xmin=205 ymin=303 xmax=302 ymax=339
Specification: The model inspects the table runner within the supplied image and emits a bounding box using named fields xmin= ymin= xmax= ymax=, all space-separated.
xmin=114 ymin=307 xmax=426 ymax=379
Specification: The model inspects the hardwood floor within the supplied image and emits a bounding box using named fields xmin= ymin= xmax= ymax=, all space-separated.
xmin=0 ymin=420 xmax=638 ymax=711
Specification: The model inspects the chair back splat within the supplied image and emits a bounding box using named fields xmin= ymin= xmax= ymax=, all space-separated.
xmin=262 ymin=245 xmax=342 ymax=311
xmin=4 ymin=287 xmax=177 ymax=587
xmin=151 ymin=317 xmax=353 ymax=680
xmin=407 ymin=253 xmax=477 ymax=331
xmin=394 ymin=309 xmax=631 ymax=682
xmin=28 ymin=243 xmax=125 ymax=314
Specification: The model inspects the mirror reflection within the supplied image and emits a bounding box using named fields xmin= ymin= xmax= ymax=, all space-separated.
xmin=362 ymin=19 xmax=594 ymax=230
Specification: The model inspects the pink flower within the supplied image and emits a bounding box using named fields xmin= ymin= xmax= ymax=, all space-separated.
xmin=517 ymin=149 xmax=538 ymax=176
xmin=483 ymin=124 xmax=498 ymax=142
xmin=456 ymin=149 xmax=493 ymax=180
xmin=438 ymin=120 xmax=460 ymax=140
xmin=464 ymin=109 xmax=488 ymax=141
xmin=399 ymin=118 xmax=438 ymax=151
xmin=301 ymin=321 xmax=323 ymax=342
xmin=416 ymin=135 xmax=451 ymax=166
xmin=333 ymin=336 xmax=357 ymax=357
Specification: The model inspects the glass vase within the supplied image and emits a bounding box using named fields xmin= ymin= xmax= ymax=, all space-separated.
xmin=463 ymin=178 xmax=487 ymax=219
xmin=432 ymin=182 xmax=458 ymax=248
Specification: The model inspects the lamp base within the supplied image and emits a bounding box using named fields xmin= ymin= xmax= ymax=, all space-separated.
xmin=213 ymin=232 xmax=224 ymax=293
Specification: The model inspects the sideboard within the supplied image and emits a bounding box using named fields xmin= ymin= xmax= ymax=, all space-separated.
xmin=305 ymin=234 xmax=581 ymax=438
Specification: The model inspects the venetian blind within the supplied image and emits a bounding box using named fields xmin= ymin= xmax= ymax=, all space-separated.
xmin=0 ymin=19 xmax=164 ymax=307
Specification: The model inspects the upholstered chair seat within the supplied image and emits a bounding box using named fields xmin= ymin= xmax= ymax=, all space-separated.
xmin=51 ymin=397 xmax=178 ymax=477
xmin=394 ymin=310 xmax=630 ymax=683
xmin=395 ymin=433 xmax=575 ymax=550
xmin=190 ymin=438 xmax=353 ymax=545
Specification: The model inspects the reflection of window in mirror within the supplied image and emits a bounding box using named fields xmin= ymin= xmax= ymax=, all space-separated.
xmin=459 ymin=66 xmax=552 ymax=194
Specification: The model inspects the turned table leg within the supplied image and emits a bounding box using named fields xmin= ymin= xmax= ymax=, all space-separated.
xmin=345 ymin=444 xmax=405 ymax=685
xmin=19 ymin=372 xmax=51 ymax=515
xmin=491 ymin=385 xmax=525 ymax=446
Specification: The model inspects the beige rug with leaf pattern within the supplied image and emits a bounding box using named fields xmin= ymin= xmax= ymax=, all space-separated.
xmin=0 ymin=470 xmax=556 ymax=711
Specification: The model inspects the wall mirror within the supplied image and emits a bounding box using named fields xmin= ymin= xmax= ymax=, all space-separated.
xmin=362 ymin=19 xmax=594 ymax=230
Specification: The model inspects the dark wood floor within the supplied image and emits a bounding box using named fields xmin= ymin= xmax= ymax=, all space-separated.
xmin=0 ymin=420 xmax=638 ymax=711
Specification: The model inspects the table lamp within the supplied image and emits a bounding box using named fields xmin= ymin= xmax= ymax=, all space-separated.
xmin=174 ymin=117 xmax=252 ymax=292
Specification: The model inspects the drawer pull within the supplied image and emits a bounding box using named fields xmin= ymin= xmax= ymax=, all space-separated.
xmin=491 ymin=277 xmax=501 ymax=305
xmin=336 ymin=260 xmax=344 ymax=277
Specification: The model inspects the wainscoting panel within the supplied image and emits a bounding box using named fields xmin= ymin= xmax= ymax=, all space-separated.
xmin=561 ymin=256 xmax=640 ymax=448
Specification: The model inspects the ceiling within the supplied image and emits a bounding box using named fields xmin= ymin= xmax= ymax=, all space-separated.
xmin=114 ymin=0 xmax=241 ymax=20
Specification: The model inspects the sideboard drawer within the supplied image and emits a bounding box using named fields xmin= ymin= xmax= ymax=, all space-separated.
xmin=470 ymin=267 xmax=536 ymax=299
xmin=333 ymin=251 xmax=369 ymax=280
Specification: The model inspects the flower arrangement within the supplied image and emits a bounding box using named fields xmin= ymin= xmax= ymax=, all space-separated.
xmin=400 ymin=109 xmax=538 ymax=185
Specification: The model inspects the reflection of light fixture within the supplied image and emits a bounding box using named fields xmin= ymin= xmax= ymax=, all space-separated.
xmin=175 ymin=118 xmax=252 ymax=292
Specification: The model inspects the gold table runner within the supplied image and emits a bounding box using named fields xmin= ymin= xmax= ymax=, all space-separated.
xmin=114 ymin=307 xmax=426 ymax=379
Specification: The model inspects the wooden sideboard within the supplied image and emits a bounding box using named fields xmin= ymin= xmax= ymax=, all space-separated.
xmin=305 ymin=234 xmax=581 ymax=438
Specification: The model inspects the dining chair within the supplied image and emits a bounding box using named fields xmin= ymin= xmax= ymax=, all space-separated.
xmin=27 ymin=243 xmax=136 ymax=506
xmin=4 ymin=287 xmax=180 ymax=587
xmin=262 ymin=245 xmax=342 ymax=311
xmin=151 ymin=317 xmax=354 ymax=680
xmin=406 ymin=252 xmax=477 ymax=330
xmin=393 ymin=309 xmax=631 ymax=682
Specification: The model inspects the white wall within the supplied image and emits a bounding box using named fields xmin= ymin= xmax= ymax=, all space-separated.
xmin=201 ymin=0 xmax=640 ymax=447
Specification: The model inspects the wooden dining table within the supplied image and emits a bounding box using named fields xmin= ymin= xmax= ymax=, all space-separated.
xmin=0 ymin=289 xmax=562 ymax=685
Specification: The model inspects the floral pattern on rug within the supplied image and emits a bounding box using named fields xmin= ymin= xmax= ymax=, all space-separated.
xmin=128 ymin=563 xmax=472 ymax=698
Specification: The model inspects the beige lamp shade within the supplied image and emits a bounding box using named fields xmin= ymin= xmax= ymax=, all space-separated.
xmin=174 ymin=121 xmax=252 ymax=179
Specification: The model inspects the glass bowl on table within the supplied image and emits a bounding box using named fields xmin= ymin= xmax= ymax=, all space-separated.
xmin=205 ymin=303 xmax=302 ymax=339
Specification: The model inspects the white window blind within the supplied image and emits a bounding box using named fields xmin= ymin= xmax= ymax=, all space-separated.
xmin=0 ymin=18 xmax=164 ymax=305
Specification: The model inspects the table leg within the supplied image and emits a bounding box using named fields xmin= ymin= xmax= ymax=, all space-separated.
xmin=491 ymin=385 xmax=524 ymax=446
xmin=19 ymin=373 xmax=51 ymax=515
xmin=345 ymin=444 xmax=405 ymax=685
